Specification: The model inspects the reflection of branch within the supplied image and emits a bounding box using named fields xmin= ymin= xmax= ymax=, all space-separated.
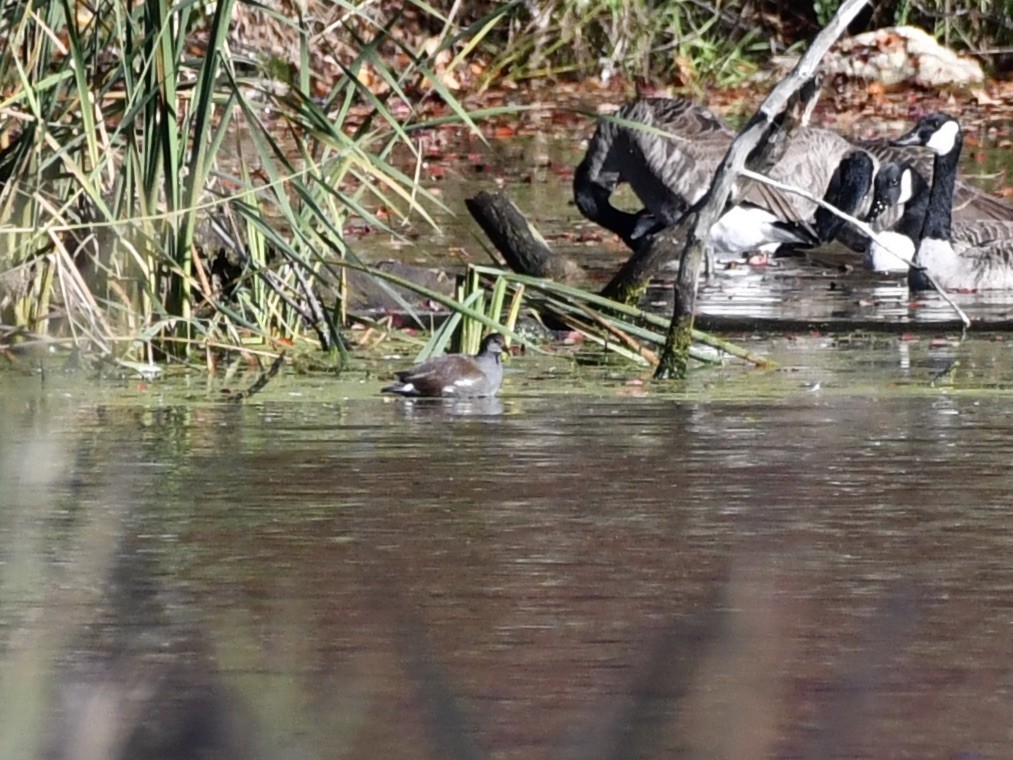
xmin=801 ymin=587 xmax=920 ymax=760
xmin=227 ymin=352 xmax=285 ymax=402
xmin=559 ymin=596 xmax=727 ymax=760
xmin=395 ymin=615 xmax=484 ymax=760
xmin=739 ymin=168 xmax=972 ymax=330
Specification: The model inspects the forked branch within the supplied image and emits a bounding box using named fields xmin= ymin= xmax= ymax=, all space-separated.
xmin=656 ymin=0 xmax=874 ymax=379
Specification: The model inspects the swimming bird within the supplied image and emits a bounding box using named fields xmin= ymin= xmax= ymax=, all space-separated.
xmin=890 ymin=114 xmax=1013 ymax=291
xmin=574 ymin=98 xmax=1013 ymax=258
xmin=382 ymin=333 xmax=506 ymax=398
xmin=866 ymin=162 xmax=1013 ymax=274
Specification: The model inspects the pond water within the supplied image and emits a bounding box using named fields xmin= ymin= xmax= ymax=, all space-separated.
xmin=2 ymin=334 xmax=1011 ymax=759
xmin=3 ymin=110 xmax=1011 ymax=758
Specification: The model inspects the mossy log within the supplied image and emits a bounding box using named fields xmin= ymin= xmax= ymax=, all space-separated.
xmin=600 ymin=218 xmax=689 ymax=305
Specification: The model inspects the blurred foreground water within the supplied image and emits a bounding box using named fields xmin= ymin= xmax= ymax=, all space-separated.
xmin=1 ymin=335 xmax=1011 ymax=759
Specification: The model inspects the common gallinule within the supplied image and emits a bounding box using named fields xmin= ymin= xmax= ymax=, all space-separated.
xmin=382 ymin=333 xmax=506 ymax=398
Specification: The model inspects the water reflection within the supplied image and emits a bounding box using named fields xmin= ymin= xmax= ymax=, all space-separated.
xmin=385 ymin=395 xmax=506 ymax=420
xmin=45 ymin=545 xmax=251 ymax=760
xmin=1 ymin=366 xmax=1011 ymax=758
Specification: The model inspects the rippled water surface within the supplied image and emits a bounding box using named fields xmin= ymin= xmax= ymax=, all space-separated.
xmin=4 ymin=116 xmax=1012 ymax=759
xmin=2 ymin=340 xmax=1011 ymax=758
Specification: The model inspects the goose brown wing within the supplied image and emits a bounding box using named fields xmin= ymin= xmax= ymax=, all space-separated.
xmin=737 ymin=128 xmax=854 ymax=222
xmin=609 ymin=99 xmax=733 ymax=222
xmin=620 ymin=132 xmax=725 ymax=222
xmin=961 ymin=241 xmax=1013 ymax=290
xmin=576 ymin=98 xmax=733 ymax=210
xmin=740 ymin=180 xmax=802 ymax=223
xmin=952 ymin=219 xmax=1013 ymax=248
xmin=577 ymin=117 xmax=622 ymax=192
xmin=951 ymin=184 xmax=1013 ymax=222
xmin=635 ymin=97 xmax=735 ymax=139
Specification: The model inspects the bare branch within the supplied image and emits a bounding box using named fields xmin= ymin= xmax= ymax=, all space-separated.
xmin=657 ymin=0 xmax=874 ymax=378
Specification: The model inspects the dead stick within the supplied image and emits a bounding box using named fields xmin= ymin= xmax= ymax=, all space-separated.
xmin=227 ymin=352 xmax=285 ymax=402
xmin=658 ymin=0 xmax=873 ymax=379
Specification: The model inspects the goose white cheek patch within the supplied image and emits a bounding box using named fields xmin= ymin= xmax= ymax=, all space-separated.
xmin=926 ymin=120 xmax=959 ymax=155
xmin=899 ymin=169 xmax=914 ymax=204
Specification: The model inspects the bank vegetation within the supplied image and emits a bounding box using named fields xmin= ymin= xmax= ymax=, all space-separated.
xmin=0 ymin=0 xmax=1007 ymax=372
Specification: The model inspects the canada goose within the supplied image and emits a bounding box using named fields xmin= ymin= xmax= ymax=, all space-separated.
xmin=866 ymin=162 xmax=1013 ymax=274
xmin=704 ymin=202 xmax=819 ymax=258
xmin=574 ymin=98 xmax=1013 ymax=256
xmin=573 ymin=97 xmax=734 ymax=249
xmin=891 ymin=114 xmax=1013 ymax=291
xmin=382 ymin=333 xmax=506 ymax=397
xmin=812 ymin=149 xmax=877 ymax=246
xmin=573 ymin=98 xmax=861 ymax=258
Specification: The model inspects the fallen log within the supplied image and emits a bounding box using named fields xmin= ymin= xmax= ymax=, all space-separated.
xmin=465 ymin=191 xmax=583 ymax=283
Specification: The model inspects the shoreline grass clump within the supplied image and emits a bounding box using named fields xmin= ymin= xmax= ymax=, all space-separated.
xmin=0 ymin=0 xmax=511 ymax=372
xmin=1 ymin=0 xmax=1005 ymax=377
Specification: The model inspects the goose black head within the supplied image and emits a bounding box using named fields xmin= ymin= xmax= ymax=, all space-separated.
xmin=867 ymin=162 xmax=920 ymax=222
xmin=814 ymin=150 xmax=874 ymax=244
xmin=890 ymin=113 xmax=961 ymax=156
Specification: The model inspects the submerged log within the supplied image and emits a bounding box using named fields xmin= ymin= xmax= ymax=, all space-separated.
xmin=464 ymin=191 xmax=774 ymax=368
xmin=465 ymin=187 xmax=683 ymax=306
xmin=465 ymin=191 xmax=583 ymax=283
xmin=600 ymin=217 xmax=689 ymax=304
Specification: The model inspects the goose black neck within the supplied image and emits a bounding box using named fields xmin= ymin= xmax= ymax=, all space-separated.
xmin=895 ymin=171 xmax=930 ymax=241
xmin=573 ymin=160 xmax=645 ymax=248
xmin=815 ymin=151 xmax=873 ymax=243
xmin=919 ymin=131 xmax=961 ymax=242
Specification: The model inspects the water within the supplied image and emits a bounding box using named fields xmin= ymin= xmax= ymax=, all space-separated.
xmin=2 ymin=342 xmax=1011 ymax=759
xmin=3 ymin=117 xmax=1011 ymax=758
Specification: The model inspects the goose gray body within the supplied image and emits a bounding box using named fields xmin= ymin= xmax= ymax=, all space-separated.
xmin=574 ymin=98 xmax=1013 ymax=258
xmin=382 ymin=333 xmax=506 ymax=398
xmin=574 ymin=98 xmax=856 ymax=257
xmin=890 ymin=114 xmax=1013 ymax=291
xmin=572 ymin=98 xmax=734 ymax=248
